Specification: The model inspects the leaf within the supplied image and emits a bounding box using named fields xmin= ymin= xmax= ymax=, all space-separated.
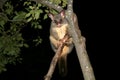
xmin=18 ymin=44 xmax=24 ymax=47
xmin=29 ymin=6 xmax=33 ymax=9
xmin=44 ymin=14 xmax=48 ymax=20
xmin=62 ymin=0 xmax=67 ymax=7
xmin=45 ymin=10 xmax=49 ymax=13
xmin=24 ymin=1 xmax=31 ymax=6
xmin=0 ymin=20 xmax=5 ymax=27
xmin=34 ymin=25 xmax=37 ymax=29
xmin=13 ymin=11 xmax=26 ymax=20
xmin=13 ymin=15 xmax=19 ymax=20
xmin=38 ymin=3 xmax=42 ymax=7
xmin=23 ymin=2 xmax=28 ymax=6
xmin=25 ymin=13 xmax=31 ymax=18
xmin=23 ymin=44 xmax=29 ymax=48
xmin=4 ymin=2 xmax=13 ymax=15
xmin=33 ymin=37 xmax=42 ymax=46
xmin=27 ymin=17 xmax=32 ymax=22
xmin=34 ymin=10 xmax=40 ymax=20
xmin=38 ymin=25 xmax=42 ymax=29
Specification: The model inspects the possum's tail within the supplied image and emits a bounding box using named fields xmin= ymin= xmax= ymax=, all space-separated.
xmin=58 ymin=55 xmax=67 ymax=77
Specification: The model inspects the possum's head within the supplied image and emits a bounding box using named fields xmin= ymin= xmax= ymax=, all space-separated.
xmin=49 ymin=10 xmax=68 ymax=27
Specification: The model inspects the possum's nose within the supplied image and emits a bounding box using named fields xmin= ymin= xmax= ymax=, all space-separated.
xmin=57 ymin=23 xmax=61 ymax=27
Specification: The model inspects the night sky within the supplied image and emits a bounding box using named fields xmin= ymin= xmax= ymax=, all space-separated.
xmin=0 ymin=0 xmax=99 ymax=80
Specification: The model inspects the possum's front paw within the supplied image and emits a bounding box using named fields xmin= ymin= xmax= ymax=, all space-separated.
xmin=56 ymin=39 xmax=63 ymax=48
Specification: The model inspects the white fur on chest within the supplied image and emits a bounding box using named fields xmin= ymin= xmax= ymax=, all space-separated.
xmin=54 ymin=24 xmax=68 ymax=39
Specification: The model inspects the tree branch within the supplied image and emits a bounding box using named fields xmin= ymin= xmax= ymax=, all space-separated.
xmin=44 ymin=35 xmax=69 ymax=80
xmin=65 ymin=0 xmax=96 ymax=80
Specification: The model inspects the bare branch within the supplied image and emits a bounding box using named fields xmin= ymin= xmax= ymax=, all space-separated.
xmin=44 ymin=35 xmax=69 ymax=80
xmin=44 ymin=45 xmax=63 ymax=80
xmin=65 ymin=0 xmax=96 ymax=80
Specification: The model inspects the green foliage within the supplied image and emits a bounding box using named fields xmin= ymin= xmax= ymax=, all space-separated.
xmin=25 ymin=6 xmax=43 ymax=22
xmin=0 ymin=33 xmax=25 ymax=72
xmin=13 ymin=11 xmax=26 ymax=21
xmin=24 ymin=1 xmax=44 ymax=29
xmin=49 ymin=0 xmax=67 ymax=7
xmin=0 ymin=0 xmax=67 ymax=73
xmin=0 ymin=15 xmax=28 ymax=73
xmin=33 ymin=36 xmax=42 ymax=46
xmin=48 ymin=0 xmax=67 ymax=14
xmin=4 ymin=2 xmax=13 ymax=15
xmin=0 ymin=1 xmax=28 ymax=73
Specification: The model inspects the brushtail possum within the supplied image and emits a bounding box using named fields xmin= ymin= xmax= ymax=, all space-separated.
xmin=49 ymin=10 xmax=75 ymax=77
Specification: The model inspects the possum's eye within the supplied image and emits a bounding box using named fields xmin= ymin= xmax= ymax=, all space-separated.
xmin=54 ymin=20 xmax=58 ymax=24
xmin=59 ymin=19 xmax=62 ymax=23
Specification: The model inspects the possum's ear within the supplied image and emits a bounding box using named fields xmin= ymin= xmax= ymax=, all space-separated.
xmin=48 ymin=13 xmax=54 ymax=20
xmin=60 ymin=10 xmax=65 ymax=18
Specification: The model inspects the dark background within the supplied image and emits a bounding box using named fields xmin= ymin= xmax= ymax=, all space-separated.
xmin=0 ymin=0 xmax=100 ymax=80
